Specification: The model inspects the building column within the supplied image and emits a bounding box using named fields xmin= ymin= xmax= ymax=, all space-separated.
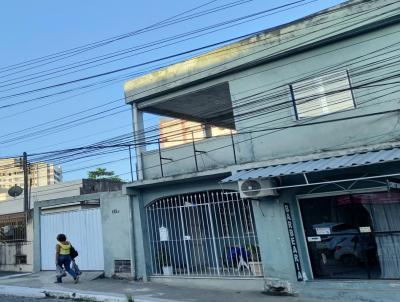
xmin=203 ymin=124 xmax=212 ymax=138
xmin=130 ymin=190 xmax=149 ymax=281
xmin=252 ymin=197 xmax=296 ymax=281
xmin=32 ymin=206 xmax=41 ymax=273
xmin=131 ymin=104 xmax=145 ymax=181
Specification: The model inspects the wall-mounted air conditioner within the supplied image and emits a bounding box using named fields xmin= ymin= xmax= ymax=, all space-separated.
xmin=238 ymin=178 xmax=278 ymax=199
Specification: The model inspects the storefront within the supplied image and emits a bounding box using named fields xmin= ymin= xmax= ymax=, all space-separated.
xmin=299 ymin=191 xmax=400 ymax=280
xmin=222 ymin=147 xmax=400 ymax=283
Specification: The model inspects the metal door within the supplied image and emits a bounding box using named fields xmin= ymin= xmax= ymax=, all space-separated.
xmin=40 ymin=208 xmax=104 ymax=271
xmin=146 ymin=191 xmax=262 ymax=277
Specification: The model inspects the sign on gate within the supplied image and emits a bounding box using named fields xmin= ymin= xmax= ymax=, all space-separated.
xmin=159 ymin=226 xmax=169 ymax=241
xmin=283 ymin=203 xmax=303 ymax=281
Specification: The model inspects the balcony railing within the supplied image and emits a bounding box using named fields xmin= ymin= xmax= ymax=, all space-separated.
xmin=141 ymin=132 xmax=239 ymax=180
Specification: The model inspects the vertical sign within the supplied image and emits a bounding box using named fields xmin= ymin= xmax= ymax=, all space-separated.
xmin=284 ymin=203 xmax=303 ymax=281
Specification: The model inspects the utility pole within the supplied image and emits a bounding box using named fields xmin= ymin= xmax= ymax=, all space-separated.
xmin=22 ymin=152 xmax=29 ymax=213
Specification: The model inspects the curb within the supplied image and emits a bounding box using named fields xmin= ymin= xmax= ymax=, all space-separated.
xmin=44 ymin=289 xmax=129 ymax=302
xmin=0 ymin=285 xmax=46 ymax=299
xmin=0 ymin=285 xmax=180 ymax=302
xmin=0 ymin=273 xmax=33 ymax=280
xmin=0 ymin=285 xmax=130 ymax=301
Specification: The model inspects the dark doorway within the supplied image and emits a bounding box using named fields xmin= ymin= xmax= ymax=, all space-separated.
xmin=299 ymin=192 xmax=400 ymax=279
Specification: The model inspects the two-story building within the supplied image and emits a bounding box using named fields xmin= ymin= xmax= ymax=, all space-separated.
xmin=123 ymin=0 xmax=400 ymax=299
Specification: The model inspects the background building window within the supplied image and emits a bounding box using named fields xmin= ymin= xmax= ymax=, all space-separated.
xmin=290 ymin=70 xmax=355 ymax=119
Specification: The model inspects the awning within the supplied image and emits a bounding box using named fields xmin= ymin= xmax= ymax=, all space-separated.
xmin=222 ymin=147 xmax=400 ymax=183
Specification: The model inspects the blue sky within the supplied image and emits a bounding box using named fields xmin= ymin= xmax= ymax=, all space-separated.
xmin=0 ymin=0 xmax=344 ymax=181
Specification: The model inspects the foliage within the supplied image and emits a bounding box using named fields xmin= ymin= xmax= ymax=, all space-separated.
xmin=87 ymin=167 xmax=122 ymax=182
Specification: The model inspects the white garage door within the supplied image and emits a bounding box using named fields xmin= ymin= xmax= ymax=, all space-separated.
xmin=40 ymin=208 xmax=104 ymax=271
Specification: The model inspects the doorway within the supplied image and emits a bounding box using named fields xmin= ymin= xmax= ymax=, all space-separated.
xmin=299 ymin=192 xmax=400 ymax=279
xmin=145 ymin=190 xmax=262 ymax=277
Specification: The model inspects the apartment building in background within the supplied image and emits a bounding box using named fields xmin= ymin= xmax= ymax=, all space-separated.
xmin=0 ymin=158 xmax=62 ymax=201
xmin=159 ymin=118 xmax=233 ymax=148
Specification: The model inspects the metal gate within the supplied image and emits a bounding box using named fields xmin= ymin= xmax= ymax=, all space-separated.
xmin=146 ymin=190 xmax=262 ymax=277
xmin=40 ymin=208 xmax=104 ymax=271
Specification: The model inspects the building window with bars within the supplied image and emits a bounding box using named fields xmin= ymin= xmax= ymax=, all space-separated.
xmin=0 ymin=213 xmax=27 ymax=242
xmin=290 ymin=70 xmax=355 ymax=120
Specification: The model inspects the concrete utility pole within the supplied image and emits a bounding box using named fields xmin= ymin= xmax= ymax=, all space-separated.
xmin=22 ymin=152 xmax=29 ymax=213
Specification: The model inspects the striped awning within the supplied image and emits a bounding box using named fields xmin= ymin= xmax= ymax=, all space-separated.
xmin=222 ymin=147 xmax=400 ymax=182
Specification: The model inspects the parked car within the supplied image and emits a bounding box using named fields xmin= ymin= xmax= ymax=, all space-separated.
xmin=312 ymin=223 xmax=372 ymax=265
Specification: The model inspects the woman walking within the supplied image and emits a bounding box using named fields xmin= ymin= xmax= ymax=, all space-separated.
xmin=55 ymin=233 xmax=79 ymax=284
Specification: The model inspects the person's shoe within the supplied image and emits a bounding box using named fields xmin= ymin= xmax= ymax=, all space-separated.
xmin=74 ymin=276 xmax=79 ymax=284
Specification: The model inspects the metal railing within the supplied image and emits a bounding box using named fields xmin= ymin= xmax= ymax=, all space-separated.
xmin=146 ymin=190 xmax=263 ymax=278
xmin=0 ymin=212 xmax=27 ymax=242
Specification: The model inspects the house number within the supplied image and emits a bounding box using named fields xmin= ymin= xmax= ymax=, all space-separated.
xmin=112 ymin=209 xmax=120 ymax=214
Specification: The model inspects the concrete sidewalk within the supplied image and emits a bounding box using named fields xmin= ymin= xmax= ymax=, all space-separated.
xmin=0 ymin=272 xmax=345 ymax=302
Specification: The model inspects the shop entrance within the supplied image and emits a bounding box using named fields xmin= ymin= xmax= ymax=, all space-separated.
xmin=299 ymin=192 xmax=400 ymax=279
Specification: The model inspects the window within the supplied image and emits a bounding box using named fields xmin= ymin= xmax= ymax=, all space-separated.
xmin=0 ymin=213 xmax=27 ymax=242
xmin=290 ymin=70 xmax=355 ymax=119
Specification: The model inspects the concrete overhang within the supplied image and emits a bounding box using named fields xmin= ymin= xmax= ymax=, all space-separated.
xmin=124 ymin=0 xmax=400 ymax=106
xmin=123 ymin=168 xmax=232 ymax=192
xmin=137 ymin=82 xmax=235 ymax=128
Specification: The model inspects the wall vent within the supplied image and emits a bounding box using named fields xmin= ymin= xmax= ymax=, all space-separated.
xmin=16 ymin=254 xmax=27 ymax=264
xmin=114 ymin=260 xmax=131 ymax=273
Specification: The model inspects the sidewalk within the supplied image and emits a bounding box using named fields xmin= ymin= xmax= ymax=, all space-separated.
xmin=0 ymin=271 xmax=343 ymax=302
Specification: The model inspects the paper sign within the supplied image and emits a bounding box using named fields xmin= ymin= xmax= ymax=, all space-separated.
xmin=307 ymin=236 xmax=321 ymax=242
xmin=315 ymin=227 xmax=331 ymax=235
xmin=359 ymin=226 xmax=372 ymax=233
xmin=159 ymin=227 xmax=169 ymax=241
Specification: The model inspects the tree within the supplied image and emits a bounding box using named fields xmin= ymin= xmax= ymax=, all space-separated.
xmin=87 ymin=168 xmax=122 ymax=182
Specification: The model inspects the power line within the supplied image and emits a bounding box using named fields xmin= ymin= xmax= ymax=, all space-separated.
xmin=0 ymin=1 xmax=390 ymax=149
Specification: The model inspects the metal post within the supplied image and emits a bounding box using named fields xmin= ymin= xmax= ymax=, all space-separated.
xmin=192 ymin=131 xmax=199 ymax=172
xmin=128 ymin=146 xmax=134 ymax=182
xmin=206 ymin=193 xmax=220 ymax=275
xmin=179 ymin=203 xmax=191 ymax=275
xmin=158 ymin=139 xmax=164 ymax=177
xmin=230 ymin=130 xmax=237 ymax=164
xmin=22 ymin=152 xmax=29 ymax=213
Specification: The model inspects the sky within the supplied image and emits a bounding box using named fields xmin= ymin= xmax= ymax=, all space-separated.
xmin=0 ymin=0 xmax=345 ymax=181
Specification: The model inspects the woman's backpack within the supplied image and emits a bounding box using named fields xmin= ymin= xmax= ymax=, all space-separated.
xmin=70 ymin=246 xmax=79 ymax=259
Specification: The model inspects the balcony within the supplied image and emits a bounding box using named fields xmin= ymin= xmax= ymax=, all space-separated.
xmin=127 ymin=81 xmax=242 ymax=180
xmin=142 ymin=131 xmax=238 ymax=179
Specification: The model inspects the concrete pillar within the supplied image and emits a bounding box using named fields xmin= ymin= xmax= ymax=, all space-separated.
xmin=203 ymin=124 xmax=212 ymax=138
xmin=33 ymin=206 xmax=41 ymax=272
xmin=131 ymin=191 xmax=149 ymax=281
xmin=131 ymin=104 xmax=145 ymax=180
xmin=252 ymin=197 xmax=296 ymax=281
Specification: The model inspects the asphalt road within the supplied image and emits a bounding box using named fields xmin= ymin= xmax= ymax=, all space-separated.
xmin=0 ymin=296 xmax=71 ymax=302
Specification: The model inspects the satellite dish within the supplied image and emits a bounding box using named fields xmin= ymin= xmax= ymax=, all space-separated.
xmin=8 ymin=185 xmax=23 ymax=197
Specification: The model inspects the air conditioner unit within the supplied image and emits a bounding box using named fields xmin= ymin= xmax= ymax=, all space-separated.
xmin=238 ymin=178 xmax=278 ymax=199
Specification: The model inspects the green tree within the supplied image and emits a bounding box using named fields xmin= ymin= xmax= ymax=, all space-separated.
xmin=87 ymin=167 xmax=122 ymax=182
